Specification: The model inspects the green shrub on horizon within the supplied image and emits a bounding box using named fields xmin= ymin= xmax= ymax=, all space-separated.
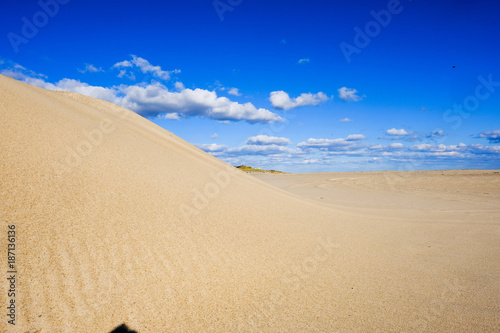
xmin=235 ymin=165 xmax=285 ymax=174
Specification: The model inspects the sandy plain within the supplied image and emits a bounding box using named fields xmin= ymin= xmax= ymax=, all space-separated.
xmin=1 ymin=74 xmax=499 ymax=332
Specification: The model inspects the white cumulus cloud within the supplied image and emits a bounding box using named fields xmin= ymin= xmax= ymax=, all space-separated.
xmin=2 ymin=65 xmax=282 ymax=124
xmin=269 ymin=90 xmax=329 ymax=110
xmin=118 ymin=83 xmax=282 ymax=123
xmin=387 ymin=128 xmax=412 ymax=136
xmin=338 ymin=87 xmax=365 ymax=102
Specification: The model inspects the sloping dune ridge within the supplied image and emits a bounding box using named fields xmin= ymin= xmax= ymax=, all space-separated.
xmin=1 ymin=74 xmax=499 ymax=332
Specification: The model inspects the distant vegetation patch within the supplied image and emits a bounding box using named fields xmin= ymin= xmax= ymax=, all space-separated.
xmin=235 ymin=165 xmax=286 ymax=174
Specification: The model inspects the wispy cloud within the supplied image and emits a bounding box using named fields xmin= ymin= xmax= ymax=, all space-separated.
xmin=478 ymin=130 xmax=500 ymax=143
xmin=0 ymin=60 xmax=47 ymax=79
xmin=196 ymin=143 xmax=228 ymax=152
xmin=426 ymin=129 xmax=445 ymax=138
xmin=338 ymin=87 xmax=365 ymax=102
xmin=197 ymin=143 xmax=299 ymax=157
xmin=340 ymin=118 xmax=353 ymax=122
xmin=297 ymin=137 xmax=369 ymax=152
xmin=369 ymin=143 xmax=405 ymax=151
xmin=112 ymin=55 xmax=180 ymax=81
xmin=382 ymin=128 xmax=447 ymax=142
xmin=346 ymin=134 xmax=366 ymax=141
xmin=246 ymin=135 xmax=291 ymax=146
xmin=117 ymin=69 xmax=135 ymax=80
xmin=78 ymin=63 xmax=104 ymax=74
xmin=298 ymin=58 xmax=310 ymax=64
xmin=113 ymin=60 xmax=133 ymax=68
xmin=228 ymin=87 xmax=241 ymax=96
xmin=212 ymin=81 xmax=242 ymax=97
xmin=225 ymin=144 xmax=296 ymax=156
xmin=270 ymin=91 xmax=329 ymax=110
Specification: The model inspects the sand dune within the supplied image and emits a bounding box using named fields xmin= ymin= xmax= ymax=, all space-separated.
xmin=1 ymin=74 xmax=499 ymax=332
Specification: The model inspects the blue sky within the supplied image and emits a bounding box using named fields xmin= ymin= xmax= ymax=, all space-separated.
xmin=1 ymin=0 xmax=499 ymax=172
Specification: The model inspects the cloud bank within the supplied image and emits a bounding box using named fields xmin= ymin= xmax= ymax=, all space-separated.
xmin=1 ymin=58 xmax=282 ymax=124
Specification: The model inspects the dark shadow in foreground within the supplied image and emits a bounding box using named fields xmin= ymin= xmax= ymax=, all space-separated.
xmin=110 ymin=323 xmax=138 ymax=333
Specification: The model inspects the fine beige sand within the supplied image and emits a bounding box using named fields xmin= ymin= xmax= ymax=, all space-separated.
xmin=1 ymin=74 xmax=499 ymax=332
